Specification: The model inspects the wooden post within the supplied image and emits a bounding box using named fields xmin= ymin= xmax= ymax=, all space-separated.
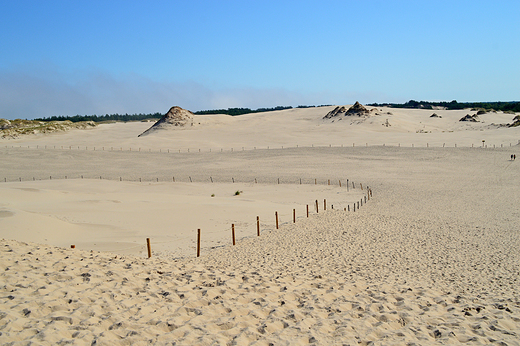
xmin=146 ymin=238 xmax=152 ymax=258
xmin=339 ymin=180 xmax=341 ymax=187
xmin=275 ymin=212 xmax=279 ymax=229
xmin=315 ymin=178 xmax=317 ymax=185
xmin=255 ymin=178 xmax=257 ymax=183
xmin=257 ymin=216 xmax=260 ymax=236
xmin=189 ymin=176 xmax=192 ymax=182
xmin=315 ymin=200 xmax=319 ymax=213
xmin=232 ymin=224 xmax=236 ymax=246
xmin=71 ymin=245 xmax=75 ymax=249
xmin=360 ymin=183 xmax=363 ymax=190
xmin=365 ymin=196 xmax=367 ymax=203
xmin=348 ymin=205 xmax=350 ymax=212
xmin=324 ymin=199 xmax=327 ymax=211
xmin=210 ymin=176 xmax=213 ymax=183
xmin=328 ymin=179 xmax=330 ymax=185
xmin=278 ymin=178 xmax=280 ymax=184
xmin=306 ymin=205 xmax=309 ymax=218
xmin=347 ymin=179 xmax=349 ymax=192
xmin=357 ymin=201 xmax=360 ymax=210
xmin=173 ymin=176 xmax=175 ymax=182
xmin=197 ymin=229 xmax=201 ymax=257
xmin=352 ymin=181 xmax=355 ymax=189
xmin=293 ymin=209 xmax=296 ymax=223
xmin=353 ymin=203 xmax=356 ymax=212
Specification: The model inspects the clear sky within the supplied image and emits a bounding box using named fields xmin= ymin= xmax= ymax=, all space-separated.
xmin=1 ymin=0 xmax=519 ymax=119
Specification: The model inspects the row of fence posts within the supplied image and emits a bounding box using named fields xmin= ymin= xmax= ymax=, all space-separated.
xmin=135 ymin=183 xmax=373 ymax=258
xmin=5 ymin=141 xmax=519 ymax=152
xmin=4 ymin=176 xmax=360 ymax=185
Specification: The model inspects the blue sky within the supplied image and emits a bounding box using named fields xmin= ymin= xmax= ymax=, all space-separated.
xmin=1 ymin=0 xmax=519 ymax=119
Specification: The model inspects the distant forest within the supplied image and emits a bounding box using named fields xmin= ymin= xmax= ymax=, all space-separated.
xmin=368 ymin=100 xmax=520 ymax=113
xmin=33 ymin=101 xmax=519 ymax=123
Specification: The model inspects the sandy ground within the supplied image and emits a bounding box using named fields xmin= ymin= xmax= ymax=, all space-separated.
xmin=1 ymin=106 xmax=520 ymax=345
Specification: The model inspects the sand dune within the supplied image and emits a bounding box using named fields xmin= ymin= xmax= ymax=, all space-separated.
xmin=1 ymin=106 xmax=519 ymax=344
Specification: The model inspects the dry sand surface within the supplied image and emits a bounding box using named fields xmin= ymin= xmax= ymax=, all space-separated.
xmin=1 ymin=106 xmax=520 ymax=345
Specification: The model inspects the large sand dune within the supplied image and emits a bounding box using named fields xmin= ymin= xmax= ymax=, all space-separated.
xmin=1 ymin=106 xmax=519 ymax=344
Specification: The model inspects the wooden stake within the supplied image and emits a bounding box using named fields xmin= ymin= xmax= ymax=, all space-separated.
xmin=315 ymin=200 xmax=319 ymax=213
xmin=328 ymin=179 xmax=330 ymax=185
xmin=348 ymin=205 xmax=350 ymax=212
xmin=293 ymin=209 xmax=296 ymax=223
xmin=324 ymin=199 xmax=326 ymax=211
xmin=315 ymin=178 xmax=317 ymax=185
xmin=339 ymin=180 xmax=341 ymax=187
xmin=146 ymin=238 xmax=152 ymax=258
xmin=71 ymin=245 xmax=75 ymax=249
xmin=347 ymin=179 xmax=349 ymax=192
xmin=353 ymin=203 xmax=356 ymax=212
xmin=275 ymin=212 xmax=279 ymax=229
xmin=197 ymin=229 xmax=201 ymax=257
xmin=360 ymin=183 xmax=363 ymax=190
xmin=357 ymin=201 xmax=360 ymax=209
xmin=306 ymin=205 xmax=309 ymax=218
xmin=257 ymin=216 xmax=260 ymax=236
xmin=232 ymin=224 xmax=236 ymax=246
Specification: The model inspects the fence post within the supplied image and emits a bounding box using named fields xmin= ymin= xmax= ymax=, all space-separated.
xmin=315 ymin=200 xmax=319 ymax=213
xmin=232 ymin=224 xmax=236 ymax=246
xmin=339 ymin=180 xmax=341 ymax=187
xmin=324 ymin=199 xmax=326 ymax=211
xmin=306 ymin=205 xmax=309 ymax=218
xmin=275 ymin=212 xmax=279 ymax=229
xmin=146 ymin=238 xmax=152 ymax=258
xmin=360 ymin=183 xmax=363 ymax=190
xmin=347 ymin=179 xmax=349 ymax=192
xmin=293 ymin=209 xmax=296 ymax=223
xmin=197 ymin=229 xmax=201 ymax=257
xmin=257 ymin=216 xmax=260 ymax=236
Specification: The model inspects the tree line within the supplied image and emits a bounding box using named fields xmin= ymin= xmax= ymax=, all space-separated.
xmin=368 ymin=100 xmax=520 ymax=112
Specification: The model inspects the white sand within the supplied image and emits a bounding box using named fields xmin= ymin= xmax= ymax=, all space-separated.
xmin=1 ymin=106 xmax=519 ymax=345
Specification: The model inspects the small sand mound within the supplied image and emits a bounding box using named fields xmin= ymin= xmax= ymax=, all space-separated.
xmin=430 ymin=113 xmax=442 ymax=118
xmin=459 ymin=114 xmax=479 ymax=122
xmin=138 ymin=106 xmax=194 ymax=137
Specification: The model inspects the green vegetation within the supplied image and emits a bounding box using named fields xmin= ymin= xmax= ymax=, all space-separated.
xmin=234 ymin=190 xmax=242 ymax=196
xmin=0 ymin=119 xmax=96 ymax=138
xmin=368 ymin=100 xmax=520 ymax=113
xmin=35 ymin=113 xmax=163 ymax=123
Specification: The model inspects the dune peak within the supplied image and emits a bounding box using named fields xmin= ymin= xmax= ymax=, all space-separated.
xmin=323 ymin=102 xmax=370 ymax=119
xmin=138 ymin=106 xmax=194 ymax=137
